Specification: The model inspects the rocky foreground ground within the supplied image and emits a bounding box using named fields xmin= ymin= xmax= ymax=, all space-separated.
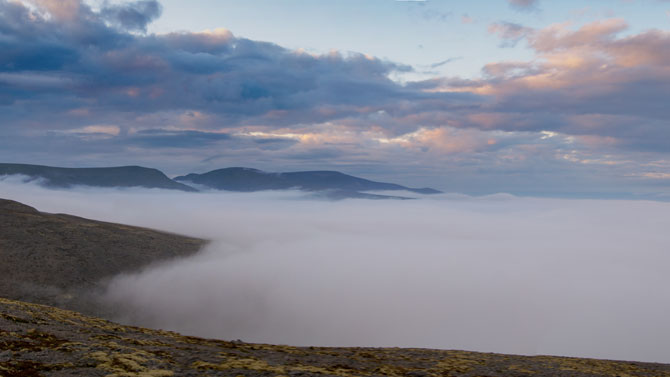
xmin=2 ymin=297 xmax=670 ymax=377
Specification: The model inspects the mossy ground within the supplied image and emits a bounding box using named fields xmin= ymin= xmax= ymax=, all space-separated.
xmin=2 ymin=297 xmax=670 ymax=377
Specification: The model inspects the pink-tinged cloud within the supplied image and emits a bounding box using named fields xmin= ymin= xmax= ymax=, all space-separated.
xmin=29 ymin=0 xmax=82 ymax=21
xmin=413 ymin=19 xmax=670 ymax=153
xmin=530 ymin=19 xmax=628 ymax=52
xmin=375 ymin=127 xmax=495 ymax=155
xmin=164 ymin=28 xmax=234 ymax=53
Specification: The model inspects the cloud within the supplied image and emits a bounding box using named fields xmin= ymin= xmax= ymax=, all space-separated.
xmin=2 ymin=181 xmax=670 ymax=362
xmin=429 ymin=57 xmax=462 ymax=68
xmin=100 ymin=0 xmax=162 ymax=32
xmin=507 ymin=0 xmax=539 ymax=12
xmin=529 ymin=18 xmax=628 ymax=52
xmin=0 ymin=72 xmax=74 ymax=89
xmin=375 ymin=126 xmax=496 ymax=154
xmin=430 ymin=19 xmax=670 ymax=153
xmin=488 ymin=22 xmax=534 ymax=47
xmin=29 ymin=0 xmax=83 ymax=21
xmin=0 ymin=0 xmax=418 ymax=127
xmin=0 ymin=0 xmax=668 ymax=196
xmin=65 ymin=124 xmax=121 ymax=136
xmin=127 ymin=129 xmax=231 ymax=148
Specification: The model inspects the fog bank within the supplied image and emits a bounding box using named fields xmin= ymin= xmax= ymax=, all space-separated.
xmin=2 ymin=177 xmax=670 ymax=363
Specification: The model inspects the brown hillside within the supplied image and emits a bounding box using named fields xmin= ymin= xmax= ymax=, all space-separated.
xmin=0 ymin=198 xmax=206 ymax=316
xmin=2 ymin=297 xmax=670 ymax=377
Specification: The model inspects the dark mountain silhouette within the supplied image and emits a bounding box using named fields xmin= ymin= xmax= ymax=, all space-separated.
xmin=0 ymin=199 xmax=206 ymax=316
xmin=0 ymin=163 xmax=197 ymax=192
xmin=0 ymin=163 xmax=442 ymax=199
xmin=175 ymin=167 xmax=441 ymax=196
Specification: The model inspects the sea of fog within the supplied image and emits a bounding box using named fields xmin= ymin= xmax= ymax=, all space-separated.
xmin=1 ymin=177 xmax=670 ymax=363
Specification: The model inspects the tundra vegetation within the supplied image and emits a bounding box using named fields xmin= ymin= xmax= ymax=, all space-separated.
xmin=3 ymin=297 xmax=670 ymax=377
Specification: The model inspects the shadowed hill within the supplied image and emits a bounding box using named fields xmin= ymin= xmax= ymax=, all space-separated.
xmin=0 ymin=163 xmax=197 ymax=192
xmin=0 ymin=199 xmax=206 ymax=316
xmin=175 ymin=167 xmax=440 ymax=196
xmin=2 ymin=297 xmax=670 ymax=377
xmin=0 ymin=163 xmax=442 ymax=199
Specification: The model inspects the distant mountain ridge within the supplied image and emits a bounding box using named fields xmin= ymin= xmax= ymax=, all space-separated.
xmin=0 ymin=163 xmax=441 ymax=199
xmin=0 ymin=163 xmax=197 ymax=191
xmin=175 ymin=167 xmax=441 ymax=195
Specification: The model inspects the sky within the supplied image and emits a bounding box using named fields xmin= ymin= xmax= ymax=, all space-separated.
xmin=1 ymin=0 xmax=670 ymax=197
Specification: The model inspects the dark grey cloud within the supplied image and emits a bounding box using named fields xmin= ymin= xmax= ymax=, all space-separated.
xmin=100 ymin=0 xmax=162 ymax=32
xmin=285 ymin=148 xmax=349 ymax=161
xmin=128 ymin=129 xmax=231 ymax=148
xmin=0 ymin=0 xmax=433 ymax=132
xmin=0 ymin=0 xmax=445 ymax=145
xmin=252 ymin=138 xmax=300 ymax=151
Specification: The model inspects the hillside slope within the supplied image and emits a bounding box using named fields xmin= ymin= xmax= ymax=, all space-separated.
xmin=0 ymin=199 xmax=206 ymax=316
xmin=2 ymin=297 xmax=670 ymax=377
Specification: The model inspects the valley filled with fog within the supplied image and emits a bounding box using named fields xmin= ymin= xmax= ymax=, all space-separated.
xmin=2 ymin=177 xmax=669 ymax=363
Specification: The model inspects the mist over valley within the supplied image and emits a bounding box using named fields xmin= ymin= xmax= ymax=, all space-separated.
xmin=2 ymin=177 xmax=669 ymax=364
xmin=2 ymin=0 xmax=670 ymax=373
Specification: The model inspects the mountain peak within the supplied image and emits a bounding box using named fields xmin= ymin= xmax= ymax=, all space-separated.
xmin=0 ymin=163 xmax=197 ymax=192
xmin=174 ymin=167 xmax=441 ymax=198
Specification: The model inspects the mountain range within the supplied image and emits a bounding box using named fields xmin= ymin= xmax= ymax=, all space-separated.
xmin=175 ymin=167 xmax=440 ymax=198
xmin=0 ymin=163 xmax=441 ymax=199
xmin=0 ymin=163 xmax=196 ymax=192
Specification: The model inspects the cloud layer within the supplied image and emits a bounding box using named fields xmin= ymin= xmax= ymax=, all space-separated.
xmin=0 ymin=0 xmax=668 ymax=196
xmin=2 ymin=179 xmax=670 ymax=363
